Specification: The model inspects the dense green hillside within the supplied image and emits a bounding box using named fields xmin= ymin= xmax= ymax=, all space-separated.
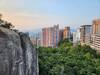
xmin=38 ymin=39 xmax=100 ymax=75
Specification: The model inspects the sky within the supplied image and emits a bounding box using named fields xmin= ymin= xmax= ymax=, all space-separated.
xmin=0 ymin=0 xmax=100 ymax=31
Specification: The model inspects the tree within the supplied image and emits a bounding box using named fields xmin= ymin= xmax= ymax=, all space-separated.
xmin=0 ymin=14 xmax=2 ymax=19
xmin=0 ymin=14 xmax=14 ymax=29
xmin=38 ymin=41 xmax=100 ymax=75
xmin=58 ymin=38 xmax=72 ymax=47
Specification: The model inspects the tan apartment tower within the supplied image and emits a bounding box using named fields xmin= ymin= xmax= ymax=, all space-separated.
xmin=91 ymin=19 xmax=100 ymax=51
xmin=63 ymin=27 xmax=70 ymax=39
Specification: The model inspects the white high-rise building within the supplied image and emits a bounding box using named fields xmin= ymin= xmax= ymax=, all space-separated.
xmin=73 ymin=29 xmax=80 ymax=45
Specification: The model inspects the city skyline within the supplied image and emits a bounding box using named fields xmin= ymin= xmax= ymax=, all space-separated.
xmin=31 ymin=19 xmax=100 ymax=51
xmin=0 ymin=0 xmax=100 ymax=31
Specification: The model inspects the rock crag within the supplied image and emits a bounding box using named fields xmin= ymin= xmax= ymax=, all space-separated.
xmin=0 ymin=27 xmax=38 ymax=75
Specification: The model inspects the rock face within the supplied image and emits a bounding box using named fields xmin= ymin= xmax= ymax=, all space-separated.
xmin=0 ymin=27 xmax=38 ymax=75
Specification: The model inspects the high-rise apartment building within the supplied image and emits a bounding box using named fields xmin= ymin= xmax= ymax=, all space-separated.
xmin=42 ymin=28 xmax=49 ymax=47
xmin=63 ymin=27 xmax=70 ymax=39
xmin=30 ymin=37 xmax=36 ymax=46
xmin=73 ymin=29 xmax=80 ymax=44
xmin=91 ymin=19 xmax=100 ymax=51
xmin=30 ymin=32 xmax=42 ymax=47
xmin=92 ymin=19 xmax=100 ymax=34
xmin=52 ymin=25 xmax=59 ymax=47
xmin=80 ymin=25 xmax=92 ymax=45
xmin=59 ymin=29 xmax=63 ymax=41
xmin=48 ymin=27 xmax=53 ymax=47
xmin=42 ymin=25 xmax=59 ymax=48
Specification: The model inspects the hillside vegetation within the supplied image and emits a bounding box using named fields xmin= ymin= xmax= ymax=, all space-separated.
xmin=38 ymin=39 xmax=100 ymax=75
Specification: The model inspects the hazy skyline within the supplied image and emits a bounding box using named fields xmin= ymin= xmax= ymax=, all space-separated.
xmin=0 ymin=0 xmax=100 ymax=31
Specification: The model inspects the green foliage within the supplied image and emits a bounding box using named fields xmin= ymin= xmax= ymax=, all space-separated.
xmin=58 ymin=38 xmax=72 ymax=47
xmin=38 ymin=41 xmax=100 ymax=75
xmin=0 ymin=14 xmax=14 ymax=29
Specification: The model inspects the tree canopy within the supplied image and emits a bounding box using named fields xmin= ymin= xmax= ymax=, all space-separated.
xmin=0 ymin=14 xmax=14 ymax=29
xmin=38 ymin=39 xmax=100 ymax=75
